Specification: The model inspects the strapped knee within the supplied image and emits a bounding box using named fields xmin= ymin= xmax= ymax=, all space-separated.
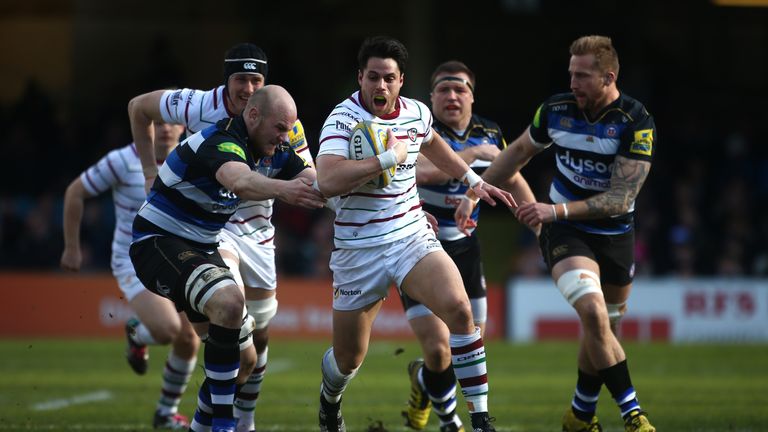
xmin=246 ymin=297 xmax=278 ymax=330
xmin=185 ymin=263 xmax=235 ymax=314
xmin=556 ymin=269 xmax=602 ymax=306
xmin=606 ymin=302 xmax=627 ymax=328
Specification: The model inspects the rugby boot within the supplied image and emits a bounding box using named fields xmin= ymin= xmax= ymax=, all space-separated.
xmin=401 ymin=359 xmax=431 ymax=429
xmin=469 ymin=412 xmax=496 ymax=432
xmin=624 ymin=410 xmax=656 ymax=432
xmin=319 ymin=395 xmax=346 ymax=432
xmin=211 ymin=418 xmax=238 ymax=432
xmin=562 ymin=408 xmax=602 ymax=432
xmin=125 ymin=317 xmax=149 ymax=375
xmin=152 ymin=410 xmax=189 ymax=430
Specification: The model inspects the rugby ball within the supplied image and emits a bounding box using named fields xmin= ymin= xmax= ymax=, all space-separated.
xmin=349 ymin=120 xmax=395 ymax=188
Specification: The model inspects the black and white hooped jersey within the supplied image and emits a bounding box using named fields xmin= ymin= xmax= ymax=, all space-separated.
xmin=529 ymin=92 xmax=656 ymax=235
xmin=159 ymin=85 xmax=313 ymax=245
xmin=418 ymin=115 xmax=506 ymax=241
xmin=133 ymin=116 xmax=310 ymax=245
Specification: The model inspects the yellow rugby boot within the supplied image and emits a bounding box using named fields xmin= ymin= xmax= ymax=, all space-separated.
xmin=562 ymin=408 xmax=603 ymax=432
xmin=624 ymin=410 xmax=656 ymax=432
xmin=401 ymin=359 xmax=431 ymax=429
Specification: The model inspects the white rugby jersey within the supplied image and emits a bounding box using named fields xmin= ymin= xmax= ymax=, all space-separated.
xmin=80 ymin=144 xmax=147 ymax=273
xmin=318 ymin=91 xmax=434 ymax=249
xmin=159 ymin=86 xmax=313 ymax=245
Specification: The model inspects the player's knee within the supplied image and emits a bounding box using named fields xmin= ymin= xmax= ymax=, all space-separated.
xmin=607 ymin=302 xmax=627 ymax=331
xmin=246 ymin=297 xmax=278 ymax=330
xmin=185 ymin=264 xmax=241 ymax=325
xmin=152 ymin=322 xmax=180 ymax=344
xmin=556 ymin=269 xmax=602 ymax=306
xmin=470 ymin=298 xmax=487 ymax=326
xmin=174 ymin=325 xmax=200 ymax=350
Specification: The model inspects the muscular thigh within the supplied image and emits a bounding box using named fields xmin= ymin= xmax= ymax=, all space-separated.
xmin=129 ymin=236 xmax=228 ymax=323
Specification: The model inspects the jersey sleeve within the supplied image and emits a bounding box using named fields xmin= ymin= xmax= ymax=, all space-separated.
xmin=528 ymin=100 xmax=554 ymax=148
xmin=158 ymin=89 xmax=188 ymax=125
xmin=196 ymin=137 xmax=251 ymax=174
xmin=79 ymin=148 xmax=124 ymax=196
xmin=618 ymin=108 xmax=656 ymax=162
xmin=289 ymin=118 xmax=314 ymax=165
xmin=318 ymin=107 xmax=355 ymax=158
xmin=276 ymin=148 xmax=311 ymax=180
xmin=420 ymin=100 xmax=434 ymax=143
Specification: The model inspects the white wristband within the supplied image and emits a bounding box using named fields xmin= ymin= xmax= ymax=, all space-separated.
xmin=562 ymin=203 xmax=569 ymax=220
xmin=551 ymin=204 xmax=558 ymax=221
xmin=376 ymin=149 xmax=398 ymax=170
xmin=461 ymin=194 xmax=480 ymax=205
xmin=461 ymin=169 xmax=483 ymax=188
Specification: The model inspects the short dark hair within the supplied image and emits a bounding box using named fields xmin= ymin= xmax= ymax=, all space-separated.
xmin=430 ymin=60 xmax=476 ymax=90
xmin=357 ymin=36 xmax=408 ymax=74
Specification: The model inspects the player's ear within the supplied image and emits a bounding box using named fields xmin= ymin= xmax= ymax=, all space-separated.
xmin=604 ymin=72 xmax=615 ymax=86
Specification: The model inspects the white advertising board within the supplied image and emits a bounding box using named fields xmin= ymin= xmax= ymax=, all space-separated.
xmin=506 ymin=278 xmax=768 ymax=342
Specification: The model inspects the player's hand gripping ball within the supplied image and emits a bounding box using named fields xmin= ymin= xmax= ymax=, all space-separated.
xmin=349 ymin=120 xmax=395 ymax=188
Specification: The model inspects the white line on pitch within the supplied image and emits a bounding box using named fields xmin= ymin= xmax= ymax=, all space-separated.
xmin=31 ymin=390 xmax=113 ymax=411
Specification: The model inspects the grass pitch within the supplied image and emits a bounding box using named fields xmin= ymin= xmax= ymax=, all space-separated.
xmin=0 ymin=338 xmax=766 ymax=431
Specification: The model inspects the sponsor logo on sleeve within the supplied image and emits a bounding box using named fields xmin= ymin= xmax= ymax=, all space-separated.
xmin=630 ymin=129 xmax=653 ymax=156
xmin=217 ymin=142 xmax=246 ymax=160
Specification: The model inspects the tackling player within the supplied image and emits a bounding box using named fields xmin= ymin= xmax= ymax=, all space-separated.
xmin=128 ymin=43 xmax=313 ymax=432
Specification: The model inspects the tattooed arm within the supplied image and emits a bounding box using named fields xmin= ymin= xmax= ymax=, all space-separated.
xmin=580 ymin=155 xmax=651 ymax=218
xmin=514 ymin=155 xmax=651 ymax=226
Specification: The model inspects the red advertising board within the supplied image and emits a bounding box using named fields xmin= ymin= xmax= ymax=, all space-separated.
xmin=0 ymin=273 xmax=505 ymax=339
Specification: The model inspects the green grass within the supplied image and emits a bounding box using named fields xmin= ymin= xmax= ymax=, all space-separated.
xmin=0 ymin=339 xmax=767 ymax=431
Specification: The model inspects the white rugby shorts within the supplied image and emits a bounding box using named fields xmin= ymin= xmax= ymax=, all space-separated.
xmin=113 ymin=263 xmax=147 ymax=302
xmin=330 ymin=225 xmax=443 ymax=311
xmin=218 ymin=229 xmax=277 ymax=291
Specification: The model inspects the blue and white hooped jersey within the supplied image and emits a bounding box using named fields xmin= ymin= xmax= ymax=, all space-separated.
xmin=418 ymin=115 xmax=506 ymax=241
xmin=133 ymin=116 xmax=310 ymax=245
xmin=318 ymin=91 xmax=433 ymax=249
xmin=80 ymin=143 xmax=147 ymax=272
xmin=529 ymin=92 xmax=656 ymax=235
xmin=159 ymin=85 xmax=313 ymax=245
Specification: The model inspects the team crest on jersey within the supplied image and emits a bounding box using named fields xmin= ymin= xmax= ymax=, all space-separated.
xmin=606 ymin=125 xmax=618 ymax=137
xmin=630 ymin=129 xmax=653 ymax=156
xmin=407 ymin=128 xmax=418 ymax=142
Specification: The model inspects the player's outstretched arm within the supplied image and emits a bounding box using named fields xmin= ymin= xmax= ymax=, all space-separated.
xmin=127 ymin=90 xmax=165 ymax=192
xmin=60 ymin=177 xmax=93 ymax=272
xmin=217 ymin=161 xmax=325 ymax=208
xmin=416 ymin=144 xmax=500 ymax=185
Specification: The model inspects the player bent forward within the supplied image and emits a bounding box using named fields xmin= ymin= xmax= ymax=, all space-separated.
xmin=130 ymin=86 xmax=324 ymax=432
